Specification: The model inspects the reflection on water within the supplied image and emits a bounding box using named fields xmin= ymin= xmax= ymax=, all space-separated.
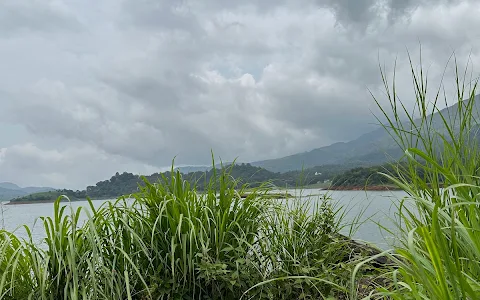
xmin=1 ymin=189 xmax=407 ymax=248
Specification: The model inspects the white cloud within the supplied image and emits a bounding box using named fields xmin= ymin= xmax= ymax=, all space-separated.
xmin=0 ymin=143 xmax=161 ymax=189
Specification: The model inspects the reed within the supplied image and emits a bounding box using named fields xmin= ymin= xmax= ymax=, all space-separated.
xmin=360 ymin=51 xmax=480 ymax=299
xmin=0 ymin=160 xmax=355 ymax=299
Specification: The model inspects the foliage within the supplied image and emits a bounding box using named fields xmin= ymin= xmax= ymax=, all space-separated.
xmin=11 ymin=163 xmax=353 ymax=203
xmin=354 ymin=52 xmax=480 ymax=299
xmin=0 ymin=163 xmax=357 ymax=299
xmin=330 ymin=163 xmax=429 ymax=188
xmin=330 ymin=165 xmax=396 ymax=188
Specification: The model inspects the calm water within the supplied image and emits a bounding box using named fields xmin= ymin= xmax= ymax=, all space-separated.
xmin=0 ymin=189 xmax=407 ymax=248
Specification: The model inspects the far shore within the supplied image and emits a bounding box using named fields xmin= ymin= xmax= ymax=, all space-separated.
xmin=4 ymin=185 xmax=402 ymax=206
xmin=324 ymin=185 xmax=402 ymax=191
xmin=5 ymin=197 xmax=115 ymax=206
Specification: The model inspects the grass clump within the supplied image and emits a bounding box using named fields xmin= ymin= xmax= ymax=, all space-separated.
xmin=0 ymin=162 xmax=360 ymax=299
xmin=356 ymin=52 xmax=480 ymax=299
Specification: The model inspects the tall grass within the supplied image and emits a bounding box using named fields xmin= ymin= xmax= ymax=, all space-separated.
xmin=363 ymin=52 xmax=480 ymax=299
xmin=0 ymin=161 xmax=357 ymax=299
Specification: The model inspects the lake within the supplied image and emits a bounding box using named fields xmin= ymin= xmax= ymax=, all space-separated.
xmin=0 ymin=189 xmax=407 ymax=249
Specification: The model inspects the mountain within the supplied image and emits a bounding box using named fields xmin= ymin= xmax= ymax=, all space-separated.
xmin=0 ymin=182 xmax=21 ymax=190
xmin=251 ymin=127 xmax=398 ymax=172
xmin=0 ymin=187 xmax=26 ymax=201
xmin=173 ymin=165 xmax=212 ymax=173
xmin=253 ymin=95 xmax=480 ymax=173
xmin=173 ymin=162 xmax=236 ymax=174
xmin=0 ymin=182 xmax=55 ymax=201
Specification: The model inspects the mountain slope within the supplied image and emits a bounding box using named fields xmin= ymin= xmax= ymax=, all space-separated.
xmin=0 ymin=182 xmax=21 ymax=190
xmin=0 ymin=182 xmax=55 ymax=201
xmin=0 ymin=187 xmax=27 ymax=201
xmin=253 ymin=95 xmax=480 ymax=172
xmin=252 ymin=126 xmax=396 ymax=172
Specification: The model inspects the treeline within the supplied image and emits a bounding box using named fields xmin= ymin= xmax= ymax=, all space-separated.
xmin=12 ymin=190 xmax=88 ymax=202
xmin=330 ymin=162 xmax=429 ymax=188
xmin=12 ymin=163 xmax=353 ymax=202
xmin=330 ymin=165 xmax=396 ymax=188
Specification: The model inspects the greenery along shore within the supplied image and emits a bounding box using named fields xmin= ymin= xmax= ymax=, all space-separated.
xmin=327 ymin=163 xmax=429 ymax=191
xmin=9 ymin=163 xmax=359 ymax=203
xmin=8 ymin=161 xmax=440 ymax=204
xmin=12 ymin=162 xmax=423 ymax=204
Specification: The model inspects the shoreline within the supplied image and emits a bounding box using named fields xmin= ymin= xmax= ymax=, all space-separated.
xmin=4 ymin=185 xmax=402 ymax=205
xmin=324 ymin=185 xmax=402 ymax=191
xmin=5 ymin=197 xmax=115 ymax=206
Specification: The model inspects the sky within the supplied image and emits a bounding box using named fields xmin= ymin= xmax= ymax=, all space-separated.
xmin=0 ymin=0 xmax=479 ymax=189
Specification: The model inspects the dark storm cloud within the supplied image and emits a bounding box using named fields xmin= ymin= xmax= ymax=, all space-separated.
xmin=316 ymin=0 xmax=461 ymax=26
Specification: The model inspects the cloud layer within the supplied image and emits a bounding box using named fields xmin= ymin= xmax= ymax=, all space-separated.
xmin=1 ymin=0 xmax=479 ymax=188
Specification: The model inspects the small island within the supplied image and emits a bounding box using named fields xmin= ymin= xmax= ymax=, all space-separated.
xmin=326 ymin=164 xmax=404 ymax=191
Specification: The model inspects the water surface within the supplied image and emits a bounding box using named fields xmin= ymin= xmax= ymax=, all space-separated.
xmin=1 ymin=189 xmax=407 ymax=248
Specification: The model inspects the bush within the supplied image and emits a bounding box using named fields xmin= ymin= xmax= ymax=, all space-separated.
xmin=357 ymin=52 xmax=480 ymax=299
xmin=0 ymin=163 xmax=355 ymax=299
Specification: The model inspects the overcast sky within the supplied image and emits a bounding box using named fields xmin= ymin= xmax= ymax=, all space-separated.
xmin=0 ymin=0 xmax=479 ymax=189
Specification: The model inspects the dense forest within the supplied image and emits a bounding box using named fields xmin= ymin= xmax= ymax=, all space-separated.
xmin=329 ymin=162 xmax=430 ymax=189
xmin=11 ymin=163 xmax=355 ymax=203
xmin=329 ymin=165 xmax=395 ymax=188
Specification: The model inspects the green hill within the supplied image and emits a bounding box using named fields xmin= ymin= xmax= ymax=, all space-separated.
xmin=329 ymin=165 xmax=396 ymax=190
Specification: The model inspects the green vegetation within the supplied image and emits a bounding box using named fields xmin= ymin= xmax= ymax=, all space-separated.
xmin=9 ymin=190 xmax=88 ymax=203
xmin=0 ymin=163 xmax=386 ymax=299
xmin=330 ymin=164 xmax=397 ymax=189
xmin=349 ymin=54 xmax=480 ymax=299
xmin=11 ymin=163 xmax=352 ymax=203
xmin=329 ymin=163 xmax=429 ymax=190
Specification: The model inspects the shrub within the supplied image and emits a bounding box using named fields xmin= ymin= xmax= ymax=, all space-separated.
xmin=360 ymin=52 xmax=480 ymax=299
xmin=0 ymin=163 xmax=353 ymax=299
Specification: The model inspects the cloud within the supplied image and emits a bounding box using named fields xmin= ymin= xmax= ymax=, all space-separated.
xmin=0 ymin=0 xmax=82 ymax=36
xmin=1 ymin=0 xmax=480 ymax=187
xmin=0 ymin=143 xmax=162 ymax=189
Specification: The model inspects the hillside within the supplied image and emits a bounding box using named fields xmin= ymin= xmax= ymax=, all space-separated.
xmin=252 ymin=127 xmax=397 ymax=172
xmin=0 ymin=182 xmax=22 ymax=190
xmin=10 ymin=164 xmax=348 ymax=203
xmin=252 ymin=95 xmax=480 ymax=172
xmin=0 ymin=187 xmax=26 ymax=201
xmin=328 ymin=165 xmax=397 ymax=190
xmin=0 ymin=182 xmax=55 ymax=201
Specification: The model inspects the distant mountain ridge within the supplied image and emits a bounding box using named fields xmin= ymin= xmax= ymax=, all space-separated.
xmin=252 ymin=95 xmax=480 ymax=173
xmin=0 ymin=182 xmax=22 ymax=190
xmin=0 ymin=182 xmax=55 ymax=201
xmin=173 ymin=162 xmax=235 ymax=174
xmin=251 ymin=126 xmax=399 ymax=172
